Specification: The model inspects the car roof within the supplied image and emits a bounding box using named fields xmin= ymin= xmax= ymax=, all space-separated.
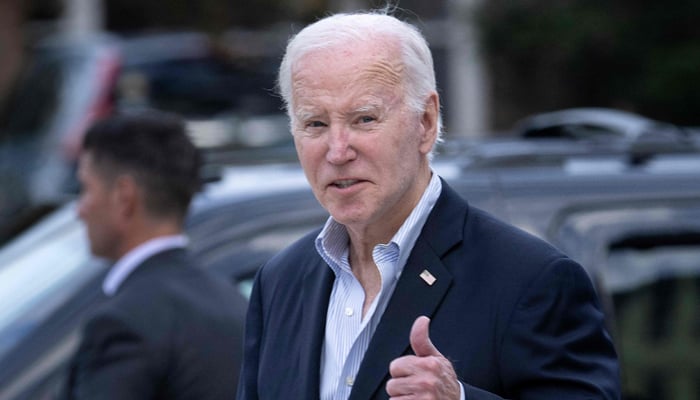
xmin=440 ymin=131 xmax=700 ymax=171
xmin=512 ymin=107 xmax=685 ymax=140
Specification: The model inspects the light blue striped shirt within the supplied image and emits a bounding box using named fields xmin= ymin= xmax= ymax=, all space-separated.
xmin=316 ymin=173 xmax=442 ymax=400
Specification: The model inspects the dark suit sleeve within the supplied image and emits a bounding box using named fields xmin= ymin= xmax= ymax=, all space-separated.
xmin=66 ymin=311 xmax=162 ymax=400
xmin=465 ymin=257 xmax=620 ymax=400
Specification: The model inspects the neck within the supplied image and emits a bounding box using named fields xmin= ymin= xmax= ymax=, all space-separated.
xmin=116 ymin=219 xmax=182 ymax=260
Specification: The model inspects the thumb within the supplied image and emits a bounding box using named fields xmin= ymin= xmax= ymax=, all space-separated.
xmin=410 ymin=316 xmax=441 ymax=357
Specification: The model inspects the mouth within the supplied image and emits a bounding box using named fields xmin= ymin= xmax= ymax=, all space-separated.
xmin=331 ymin=179 xmax=361 ymax=189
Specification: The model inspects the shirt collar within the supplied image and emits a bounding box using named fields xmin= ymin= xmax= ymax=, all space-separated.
xmin=316 ymin=173 xmax=442 ymax=275
xmin=102 ymin=234 xmax=188 ymax=296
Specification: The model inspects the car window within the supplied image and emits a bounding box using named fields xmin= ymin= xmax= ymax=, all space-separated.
xmin=605 ymin=233 xmax=700 ymax=400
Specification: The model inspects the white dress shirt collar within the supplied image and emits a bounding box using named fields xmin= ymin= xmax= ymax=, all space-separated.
xmin=102 ymin=234 xmax=188 ymax=296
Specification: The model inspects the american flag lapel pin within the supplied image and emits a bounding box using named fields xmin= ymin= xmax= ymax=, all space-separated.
xmin=420 ymin=269 xmax=437 ymax=286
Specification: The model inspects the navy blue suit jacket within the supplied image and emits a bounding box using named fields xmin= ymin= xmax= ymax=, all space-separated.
xmin=238 ymin=180 xmax=621 ymax=400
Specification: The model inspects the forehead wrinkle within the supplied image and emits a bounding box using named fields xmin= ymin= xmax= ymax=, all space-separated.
xmin=290 ymin=52 xmax=405 ymax=119
xmin=357 ymin=58 xmax=404 ymax=90
xmin=291 ymin=76 xmax=314 ymax=109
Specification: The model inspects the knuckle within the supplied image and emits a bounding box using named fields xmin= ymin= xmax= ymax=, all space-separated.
xmin=422 ymin=356 xmax=442 ymax=371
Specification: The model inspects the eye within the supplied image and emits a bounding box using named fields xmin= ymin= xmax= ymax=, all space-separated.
xmin=297 ymin=119 xmax=327 ymax=137
xmin=307 ymin=120 xmax=327 ymax=128
xmin=357 ymin=115 xmax=376 ymax=124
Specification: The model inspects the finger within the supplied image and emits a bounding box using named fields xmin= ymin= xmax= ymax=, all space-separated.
xmin=410 ymin=316 xmax=440 ymax=357
xmin=389 ymin=355 xmax=419 ymax=378
xmin=385 ymin=375 xmax=413 ymax=397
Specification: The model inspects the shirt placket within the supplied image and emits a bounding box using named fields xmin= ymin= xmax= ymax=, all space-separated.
xmin=334 ymin=246 xmax=399 ymax=399
xmin=333 ymin=271 xmax=366 ymax=399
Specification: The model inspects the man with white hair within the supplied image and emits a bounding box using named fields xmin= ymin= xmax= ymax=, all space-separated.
xmin=237 ymin=10 xmax=620 ymax=400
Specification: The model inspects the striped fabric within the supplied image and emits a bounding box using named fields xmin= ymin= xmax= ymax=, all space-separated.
xmin=316 ymin=173 xmax=442 ymax=400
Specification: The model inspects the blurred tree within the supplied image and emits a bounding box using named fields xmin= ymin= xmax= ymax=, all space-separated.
xmin=477 ymin=0 xmax=700 ymax=129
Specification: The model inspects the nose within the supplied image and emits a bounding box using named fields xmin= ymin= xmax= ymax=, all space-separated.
xmin=326 ymin=124 xmax=357 ymax=165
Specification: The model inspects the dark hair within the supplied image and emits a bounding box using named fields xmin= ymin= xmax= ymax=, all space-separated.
xmin=82 ymin=110 xmax=201 ymax=220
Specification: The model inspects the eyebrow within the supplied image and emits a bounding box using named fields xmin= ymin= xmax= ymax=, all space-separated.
xmin=352 ymin=102 xmax=382 ymax=115
xmin=293 ymin=108 xmax=320 ymax=123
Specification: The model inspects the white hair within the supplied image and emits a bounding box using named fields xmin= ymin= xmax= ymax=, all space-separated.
xmin=277 ymin=11 xmax=444 ymax=142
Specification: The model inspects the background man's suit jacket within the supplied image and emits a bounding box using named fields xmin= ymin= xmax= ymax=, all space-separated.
xmin=238 ymin=180 xmax=621 ymax=400
xmin=62 ymin=248 xmax=247 ymax=400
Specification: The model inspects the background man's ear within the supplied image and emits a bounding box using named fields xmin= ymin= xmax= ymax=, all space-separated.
xmin=113 ymin=175 xmax=139 ymax=218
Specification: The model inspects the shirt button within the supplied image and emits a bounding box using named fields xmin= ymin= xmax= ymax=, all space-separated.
xmin=344 ymin=307 xmax=354 ymax=317
xmin=345 ymin=376 xmax=354 ymax=386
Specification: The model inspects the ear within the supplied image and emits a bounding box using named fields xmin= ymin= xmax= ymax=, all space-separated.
xmin=418 ymin=92 xmax=440 ymax=155
xmin=113 ymin=175 xmax=139 ymax=219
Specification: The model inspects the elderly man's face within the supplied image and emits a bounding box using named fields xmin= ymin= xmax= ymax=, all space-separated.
xmin=290 ymin=39 xmax=438 ymax=237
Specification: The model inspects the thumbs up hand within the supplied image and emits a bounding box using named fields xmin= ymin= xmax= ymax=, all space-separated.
xmin=386 ymin=316 xmax=461 ymax=399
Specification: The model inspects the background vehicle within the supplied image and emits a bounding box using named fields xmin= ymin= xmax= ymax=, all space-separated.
xmin=0 ymin=31 xmax=288 ymax=245
xmin=116 ymin=32 xmax=288 ymax=151
xmin=511 ymin=107 xmax=692 ymax=144
xmin=1 ymin=142 xmax=699 ymax=399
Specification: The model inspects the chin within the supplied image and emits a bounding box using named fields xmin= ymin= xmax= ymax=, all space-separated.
xmin=329 ymin=210 xmax=369 ymax=227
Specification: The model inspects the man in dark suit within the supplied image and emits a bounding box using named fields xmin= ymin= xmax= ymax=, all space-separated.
xmin=237 ymin=10 xmax=621 ymax=400
xmin=61 ymin=111 xmax=246 ymax=399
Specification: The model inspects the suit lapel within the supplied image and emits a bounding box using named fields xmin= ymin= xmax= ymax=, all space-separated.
xmin=298 ymin=256 xmax=334 ymax=399
xmin=349 ymin=180 xmax=467 ymax=400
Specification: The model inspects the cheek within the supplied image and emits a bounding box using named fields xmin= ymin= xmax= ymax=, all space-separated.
xmin=293 ymin=140 xmax=317 ymax=185
xmin=78 ymin=192 xmax=106 ymax=221
xmin=295 ymin=138 xmax=323 ymax=165
xmin=77 ymin=196 xmax=91 ymax=220
xmin=292 ymin=134 xmax=305 ymax=155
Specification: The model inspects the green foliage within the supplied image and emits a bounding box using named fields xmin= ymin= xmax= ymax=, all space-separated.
xmin=477 ymin=0 xmax=700 ymax=126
